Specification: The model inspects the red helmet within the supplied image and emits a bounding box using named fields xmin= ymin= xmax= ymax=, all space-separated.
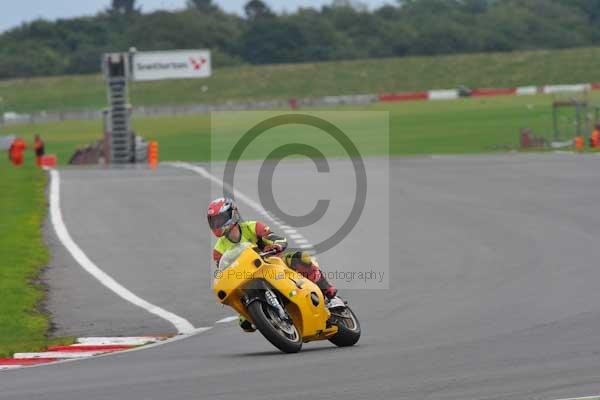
xmin=207 ymin=197 xmax=240 ymax=237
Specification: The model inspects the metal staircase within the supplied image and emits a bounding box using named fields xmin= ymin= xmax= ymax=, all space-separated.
xmin=107 ymin=77 xmax=132 ymax=163
xmin=104 ymin=53 xmax=133 ymax=164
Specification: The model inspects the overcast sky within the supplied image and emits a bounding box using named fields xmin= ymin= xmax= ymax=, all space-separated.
xmin=0 ymin=0 xmax=392 ymax=33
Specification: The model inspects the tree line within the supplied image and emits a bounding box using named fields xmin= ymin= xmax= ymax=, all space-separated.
xmin=1 ymin=0 xmax=600 ymax=79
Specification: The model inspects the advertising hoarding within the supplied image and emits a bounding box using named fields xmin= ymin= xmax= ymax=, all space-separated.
xmin=132 ymin=50 xmax=211 ymax=81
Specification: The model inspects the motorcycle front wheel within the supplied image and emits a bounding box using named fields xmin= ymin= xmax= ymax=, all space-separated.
xmin=328 ymin=306 xmax=361 ymax=347
xmin=248 ymin=300 xmax=302 ymax=353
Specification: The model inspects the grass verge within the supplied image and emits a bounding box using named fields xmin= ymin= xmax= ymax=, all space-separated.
xmin=1 ymin=92 xmax=599 ymax=164
xmin=3 ymin=46 xmax=600 ymax=113
xmin=0 ymin=164 xmax=72 ymax=357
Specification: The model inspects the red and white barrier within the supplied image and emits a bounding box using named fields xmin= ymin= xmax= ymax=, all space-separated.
xmin=0 ymin=336 xmax=168 ymax=370
xmin=428 ymin=89 xmax=459 ymax=100
xmin=516 ymin=86 xmax=538 ymax=96
xmin=376 ymin=82 xmax=600 ymax=103
xmin=471 ymin=87 xmax=517 ymax=97
xmin=379 ymin=92 xmax=428 ymax=102
xmin=76 ymin=336 xmax=165 ymax=346
xmin=542 ymin=83 xmax=591 ymax=94
xmin=0 ymin=358 xmax=58 ymax=370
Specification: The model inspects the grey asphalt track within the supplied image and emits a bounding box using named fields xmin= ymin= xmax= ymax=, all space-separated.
xmin=3 ymin=153 xmax=600 ymax=400
xmin=42 ymin=166 xmax=220 ymax=336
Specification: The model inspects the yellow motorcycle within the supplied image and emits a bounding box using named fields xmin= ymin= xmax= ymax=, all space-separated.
xmin=213 ymin=242 xmax=361 ymax=353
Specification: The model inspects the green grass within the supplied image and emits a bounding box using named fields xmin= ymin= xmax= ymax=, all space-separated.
xmin=3 ymin=47 xmax=600 ymax=113
xmin=0 ymin=164 xmax=73 ymax=357
xmin=1 ymin=92 xmax=597 ymax=165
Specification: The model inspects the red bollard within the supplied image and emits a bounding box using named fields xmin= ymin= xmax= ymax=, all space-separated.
xmin=40 ymin=155 xmax=57 ymax=167
xmin=575 ymin=136 xmax=585 ymax=152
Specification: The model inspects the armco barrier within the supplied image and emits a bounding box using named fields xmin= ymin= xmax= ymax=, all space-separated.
xmin=542 ymin=83 xmax=591 ymax=94
xmin=516 ymin=86 xmax=538 ymax=96
xmin=379 ymin=92 xmax=428 ymax=102
xmin=3 ymin=82 xmax=600 ymax=126
xmin=308 ymin=94 xmax=377 ymax=106
xmin=1 ymin=95 xmax=376 ymax=127
xmin=471 ymin=87 xmax=517 ymax=97
xmin=428 ymin=90 xmax=459 ymax=100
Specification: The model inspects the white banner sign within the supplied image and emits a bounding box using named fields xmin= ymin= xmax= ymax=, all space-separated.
xmin=132 ymin=50 xmax=211 ymax=82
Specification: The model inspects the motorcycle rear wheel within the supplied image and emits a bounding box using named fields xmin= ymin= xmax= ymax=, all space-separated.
xmin=248 ymin=301 xmax=302 ymax=353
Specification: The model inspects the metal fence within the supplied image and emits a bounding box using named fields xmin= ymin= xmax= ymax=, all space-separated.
xmin=0 ymin=94 xmax=377 ymax=127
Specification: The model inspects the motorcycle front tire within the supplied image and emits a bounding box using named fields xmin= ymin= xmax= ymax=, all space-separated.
xmin=248 ymin=301 xmax=302 ymax=354
xmin=328 ymin=306 xmax=361 ymax=347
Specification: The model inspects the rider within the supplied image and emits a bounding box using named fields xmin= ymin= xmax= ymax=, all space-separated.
xmin=208 ymin=197 xmax=338 ymax=332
